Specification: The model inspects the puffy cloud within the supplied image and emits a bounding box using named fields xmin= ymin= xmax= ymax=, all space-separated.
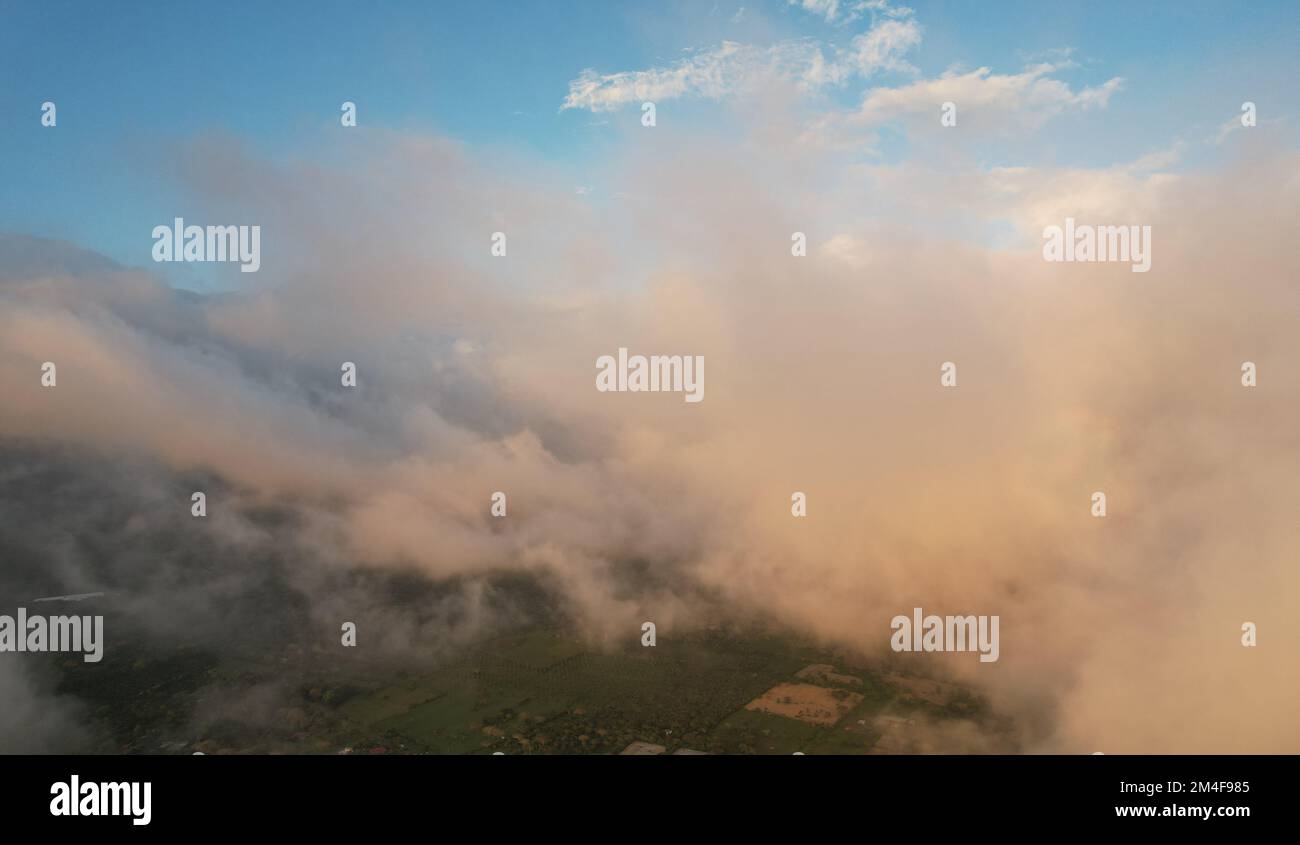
xmin=2 ymin=76 xmax=1297 ymax=755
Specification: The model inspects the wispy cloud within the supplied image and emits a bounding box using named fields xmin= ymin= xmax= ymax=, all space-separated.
xmin=789 ymin=0 xmax=913 ymax=26
xmin=561 ymin=5 xmax=921 ymax=111
xmin=856 ymin=63 xmax=1123 ymax=129
xmin=788 ymin=61 xmax=1123 ymax=151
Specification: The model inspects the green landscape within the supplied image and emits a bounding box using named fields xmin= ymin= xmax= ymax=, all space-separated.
xmin=53 ymin=625 xmax=1014 ymax=755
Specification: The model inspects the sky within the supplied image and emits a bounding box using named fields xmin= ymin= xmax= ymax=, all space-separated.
xmin=1 ymin=1 xmax=1299 ymax=754
xmin=1 ymin=0 xmax=1297 ymax=282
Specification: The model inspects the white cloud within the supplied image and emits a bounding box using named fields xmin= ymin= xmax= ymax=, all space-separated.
xmin=856 ymin=63 xmax=1122 ymax=129
xmin=1128 ymin=142 xmax=1183 ymax=171
xmin=789 ymin=0 xmax=914 ymax=25
xmin=1209 ymin=114 xmax=1245 ymax=145
xmin=790 ymin=62 xmax=1122 ymax=151
xmin=791 ymin=0 xmax=847 ymax=22
xmin=561 ymin=12 xmax=921 ymax=112
xmin=562 ymin=42 xmax=753 ymax=112
xmin=845 ymin=17 xmax=921 ymax=76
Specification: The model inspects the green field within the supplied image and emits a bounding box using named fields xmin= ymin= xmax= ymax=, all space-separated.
xmin=313 ymin=628 xmax=1008 ymax=755
xmin=53 ymin=625 xmax=1012 ymax=754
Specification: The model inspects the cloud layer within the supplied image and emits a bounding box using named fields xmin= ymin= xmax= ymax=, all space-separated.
xmin=2 ymin=72 xmax=1298 ymax=754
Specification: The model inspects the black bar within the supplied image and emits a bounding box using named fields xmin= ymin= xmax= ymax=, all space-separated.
xmin=1 ymin=754 xmax=1282 ymax=832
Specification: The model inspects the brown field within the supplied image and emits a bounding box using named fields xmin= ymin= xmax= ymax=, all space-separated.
xmin=744 ymin=682 xmax=863 ymax=726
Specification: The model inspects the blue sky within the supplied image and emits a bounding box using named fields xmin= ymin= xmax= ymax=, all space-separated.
xmin=1 ymin=0 xmax=1296 ymax=277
